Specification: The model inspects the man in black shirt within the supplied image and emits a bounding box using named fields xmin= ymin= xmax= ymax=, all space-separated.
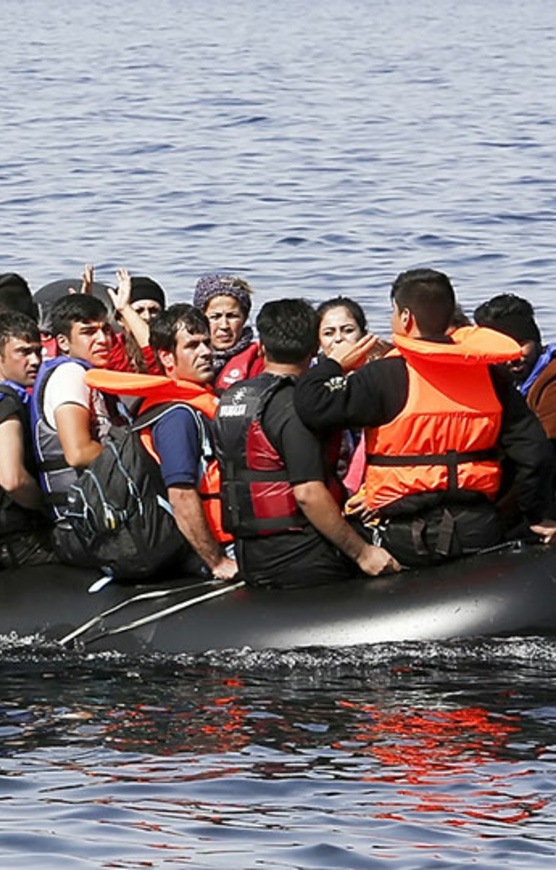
xmin=214 ymin=299 xmax=399 ymax=588
xmin=0 ymin=311 xmax=54 ymax=569
xmin=294 ymin=270 xmax=556 ymax=565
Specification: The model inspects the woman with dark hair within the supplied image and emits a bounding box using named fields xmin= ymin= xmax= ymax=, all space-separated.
xmin=193 ymin=274 xmax=264 ymax=390
xmin=316 ymin=297 xmax=367 ymax=357
xmin=315 ymin=298 xmax=376 ymax=495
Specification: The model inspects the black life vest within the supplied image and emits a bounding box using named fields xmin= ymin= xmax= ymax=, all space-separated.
xmin=215 ymin=373 xmax=310 ymax=537
xmin=31 ymin=357 xmax=121 ymax=520
xmin=0 ymin=381 xmax=45 ymax=536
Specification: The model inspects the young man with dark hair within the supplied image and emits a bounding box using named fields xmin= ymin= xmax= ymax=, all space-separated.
xmin=474 ymin=293 xmax=556 ymax=449
xmin=214 ymin=298 xmax=399 ymax=588
xmin=31 ymin=294 xmax=118 ymax=560
xmin=146 ymin=304 xmax=238 ymax=580
xmin=0 ymin=311 xmax=54 ymax=568
xmin=295 ymin=269 xmax=556 ymax=565
xmin=390 ymin=268 xmax=456 ymax=337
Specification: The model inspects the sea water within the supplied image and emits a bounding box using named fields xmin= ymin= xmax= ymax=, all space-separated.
xmin=1 ymin=0 xmax=556 ymax=866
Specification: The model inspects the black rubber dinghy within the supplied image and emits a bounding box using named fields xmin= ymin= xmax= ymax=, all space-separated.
xmin=1 ymin=543 xmax=555 ymax=654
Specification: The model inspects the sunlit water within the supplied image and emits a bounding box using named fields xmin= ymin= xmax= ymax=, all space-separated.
xmin=2 ymin=0 xmax=556 ymax=866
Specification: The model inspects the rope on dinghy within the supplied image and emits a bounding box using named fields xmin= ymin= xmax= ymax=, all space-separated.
xmin=58 ymin=578 xmax=219 ymax=647
xmin=79 ymin=580 xmax=246 ymax=646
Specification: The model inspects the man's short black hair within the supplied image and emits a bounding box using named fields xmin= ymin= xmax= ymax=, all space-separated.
xmin=0 ymin=273 xmax=38 ymax=321
xmin=50 ymin=294 xmax=109 ymax=339
xmin=0 ymin=311 xmax=41 ymax=355
xmin=391 ymin=268 xmax=455 ymax=337
xmin=474 ymin=293 xmax=542 ymax=345
xmin=256 ymin=299 xmax=318 ymax=364
xmin=150 ymin=303 xmax=210 ymax=356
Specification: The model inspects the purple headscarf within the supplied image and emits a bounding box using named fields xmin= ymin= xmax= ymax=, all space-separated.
xmin=193 ymin=274 xmax=253 ymax=318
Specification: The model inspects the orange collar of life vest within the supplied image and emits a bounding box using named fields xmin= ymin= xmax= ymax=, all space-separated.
xmin=392 ymin=325 xmax=522 ymax=366
xmin=84 ymin=369 xmax=219 ymax=419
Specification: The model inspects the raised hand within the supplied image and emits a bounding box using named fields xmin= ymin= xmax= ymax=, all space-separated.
xmin=107 ymin=268 xmax=132 ymax=313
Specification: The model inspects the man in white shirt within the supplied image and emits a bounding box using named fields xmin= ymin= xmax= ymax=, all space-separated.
xmin=31 ymin=294 xmax=119 ymax=562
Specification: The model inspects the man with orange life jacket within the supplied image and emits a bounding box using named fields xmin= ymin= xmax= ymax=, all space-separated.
xmin=139 ymin=303 xmax=238 ymax=581
xmin=295 ymin=269 xmax=556 ymax=566
xmin=214 ymin=298 xmax=400 ymax=588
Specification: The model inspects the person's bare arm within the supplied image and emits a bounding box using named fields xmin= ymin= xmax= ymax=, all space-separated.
xmin=293 ymin=480 xmax=400 ymax=576
xmin=168 ymin=484 xmax=238 ymax=581
xmin=54 ymin=404 xmax=103 ymax=468
xmin=0 ymin=417 xmax=45 ymax=510
xmin=107 ymin=268 xmax=150 ymax=348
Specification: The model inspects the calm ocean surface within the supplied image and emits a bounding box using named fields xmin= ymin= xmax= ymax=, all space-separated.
xmin=1 ymin=0 xmax=556 ymax=866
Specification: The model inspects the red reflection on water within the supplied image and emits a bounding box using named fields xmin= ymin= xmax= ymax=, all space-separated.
xmin=332 ymin=698 xmax=549 ymax=827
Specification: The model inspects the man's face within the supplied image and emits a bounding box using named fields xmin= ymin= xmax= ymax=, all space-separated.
xmin=506 ymin=339 xmax=540 ymax=384
xmin=0 ymin=335 xmax=42 ymax=386
xmin=131 ymin=299 xmax=163 ymax=324
xmin=58 ymin=319 xmax=113 ymax=367
xmin=160 ymin=327 xmax=214 ymax=384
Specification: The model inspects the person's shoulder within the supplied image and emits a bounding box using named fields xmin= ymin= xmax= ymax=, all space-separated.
xmin=151 ymin=403 xmax=202 ymax=436
xmin=266 ymin=378 xmax=296 ymax=407
xmin=47 ymin=359 xmax=88 ymax=382
xmin=350 ymin=354 xmax=406 ymax=387
xmin=153 ymin=403 xmax=197 ymax=422
xmin=43 ymin=360 xmax=92 ymax=412
xmin=0 ymin=391 xmax=21 ymax=425
xmin=535 ymin=356 xmax=556 ymax=384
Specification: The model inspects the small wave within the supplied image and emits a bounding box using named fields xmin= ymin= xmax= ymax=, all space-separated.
xmin=278 ymin=235 xmax=309 ymax=246
xmin=223 ymin=115 xmax=269 ymax=127
xmin=2 ymin=634 xmax=555 ymax=677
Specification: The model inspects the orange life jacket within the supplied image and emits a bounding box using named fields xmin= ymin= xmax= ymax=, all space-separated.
xmin=363 ymin=326 xmax=522 ymax=513
xmin=85 ymin=369 xmax=231 ymax=543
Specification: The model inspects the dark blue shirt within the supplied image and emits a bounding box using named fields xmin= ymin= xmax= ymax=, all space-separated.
xmin=151 ymin=406 xmax=213 ymax=488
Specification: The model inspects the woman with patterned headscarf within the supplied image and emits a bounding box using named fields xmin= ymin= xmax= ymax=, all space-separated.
xmin=193 ymin=274 xmax=264 ymax=390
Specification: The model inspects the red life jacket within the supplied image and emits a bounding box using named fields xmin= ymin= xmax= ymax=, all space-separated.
xmin=215 ymin=342 xmax=264 ymax=390
xmin=363 ymin=327 xmax=522 ymax=513
xmin=85 ymin=369 xmax=230 ymax=543
xmin=215 ymin=372 xmax=344 ymax=537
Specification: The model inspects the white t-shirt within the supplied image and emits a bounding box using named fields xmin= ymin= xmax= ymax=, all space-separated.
xmin=43 ymin=361 xmax=112 ymax=443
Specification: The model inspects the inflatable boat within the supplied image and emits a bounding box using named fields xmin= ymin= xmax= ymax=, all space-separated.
xmin=1 ymin=542 xmax=556 ymax=654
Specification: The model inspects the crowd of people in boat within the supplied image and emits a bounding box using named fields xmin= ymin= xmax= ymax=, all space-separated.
xmin=1 ymin=265 xmax=556 ymax=587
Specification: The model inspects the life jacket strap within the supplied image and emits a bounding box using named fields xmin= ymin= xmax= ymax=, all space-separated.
xmin=38 ymin=457 xmax=70 ymax=473
xmin=44 ymin=491 xmax=68 ymax=506
xmin=367 ymin=448 xmax=499 ymax=494
xmin=366 ymin=448 xmax=499 ymax=467
xmin=232 ymin=467 xmax=291 ymax=483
